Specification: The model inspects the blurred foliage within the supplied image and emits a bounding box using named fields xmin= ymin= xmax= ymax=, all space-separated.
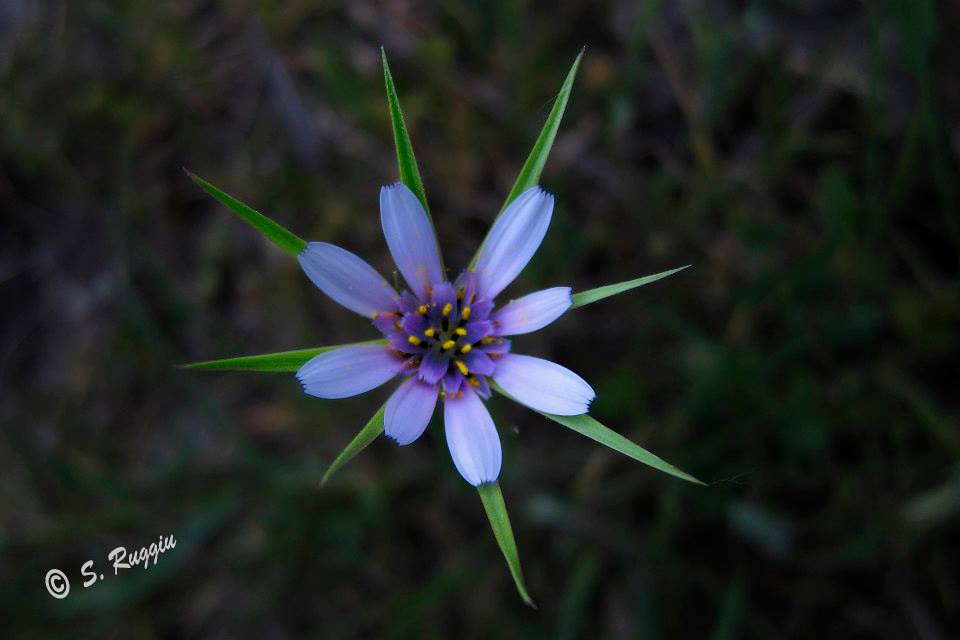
xmin=2 ymin=0 xmax=959 ymax=637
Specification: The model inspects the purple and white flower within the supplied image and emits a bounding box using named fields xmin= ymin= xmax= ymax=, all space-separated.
xmin=296 ymin=182 xmax=594 ymax=486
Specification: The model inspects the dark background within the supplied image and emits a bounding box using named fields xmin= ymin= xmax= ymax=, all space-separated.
xmin=2 ymin=1 xmax=958 ymax=637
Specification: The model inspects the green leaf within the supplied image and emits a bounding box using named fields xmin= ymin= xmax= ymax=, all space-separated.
xmin=570 ymin=266 xmax=690 ymax=309
xmin=381 ymin=48 xmax=430 ymax=216
xmin=187 ymin=170 xmax=307 ymax=257
xmin=180 ymin=340 xmax=387 ymax=372
xmin=539 ymin=412 xmax=704 ymax=485
xmin=470 ymin=50 xmax=583 ymax=268
xmin=477 ymin=482 xmax=535 ymax=608
xmin=321 ymin=404 xmax=386 ymax=486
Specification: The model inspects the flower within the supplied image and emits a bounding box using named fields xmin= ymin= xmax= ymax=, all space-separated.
xmin=296 ymin=182 xmax=594 ymax=486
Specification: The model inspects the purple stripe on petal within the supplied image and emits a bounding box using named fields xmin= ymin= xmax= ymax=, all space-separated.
xmin=380 ymin=183 xmax=444 ymax=300
xmin=442 ymin=370 xmax=464 ymax=395
xmin=297 ymin=344 xmax=404 ymax=399
xmin=419 ymin=349 xmax=449 ymax=385
xmin=463 ymin=350 xmax=495 ymax=376
xmin=385 ymin=375 xmax=439 ymax=445
xmin=464 ymin=320 xmax=494 ymax=343
xmin=298 ymin=242 xmax=397 ymax=317
xmin=443 ymin=387 xmax=501 ymax=486
xmin=474 ymin=187 xmax=554 ymax=299
xmin=401 ymin=313 xmax=428 ymax=336
xmin=492 ymin=286 xmax=571 ymax=335
xmin=478 ymin=337 xmax=511 ymax=355
xmin=492 ymin=353 xmax=595 ymax=415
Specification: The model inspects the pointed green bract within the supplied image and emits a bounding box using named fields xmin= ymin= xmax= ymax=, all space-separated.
xmin=180 ymin=340 xmax=388 ymax=372
xmin=501 ymin=50 xmax=582 ymax=209
xmin=187 ymin=171 xmax=307 ymax=256
xmin=540 ymin=412 xmax=704 ymax=485
xmin=470 ymin=50 xmax=583 ymax=268
xmin=478 ymin=482 xmax=535 ymax=608
xmin=381 ymin=48 xmax=430 ymax=217
xmin=321 ymin=404 xmax=387 ymax=486
xmin=570 ymin=266 xmax=690 ymax=309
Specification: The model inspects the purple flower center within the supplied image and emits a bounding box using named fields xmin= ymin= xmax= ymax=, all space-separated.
xmin=371 ymin=270 xmax=510 ymax=398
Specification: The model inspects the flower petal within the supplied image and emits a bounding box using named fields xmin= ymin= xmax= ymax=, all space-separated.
xmin=419 ymin=349 xmax=449 ymax=385
xmin=444 ymin=388 xmax=502 ymax=486
xmin=298 ymin=242 xmax=397 ymax=316
xmin=297 ymin=344 xmax=404 ymax=399
xmin=492 ymin=287 xmax=572 ymax=335
xmin=473 ymin=187 xmax=554 ymax=299
xmin=385 ymin=375 xmax=439 ymax=445
xmin=380 ymin=183 xmax=444 ymax=300
xmin=493 ymin=353 xmax=594 ymax=415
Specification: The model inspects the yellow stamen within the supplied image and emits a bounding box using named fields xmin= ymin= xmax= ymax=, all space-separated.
xmin=481 ymin=336 xmax=495 ymax=344
xmin=469 ymin=377 xmax=480 ymax=387
xmin=408 ymin=335 xmax=421 ymax=346
xmin=442 ymin=302 xmax=453 ymax=317
xmin=440 ymin=390 xmax=446 ymax=398
xmin=460 ymin=344 xmax=473 ymax=354
xmin=370 ymin=311 xmax=379 ymax=319
xmin=454 ymin=360 xmax=469 ymax=376
xmin=424 ymin=327 xmax=435 ymax=337
xmin=462 ymin=306 xmax=471 ymax=320
xmin=455 ymin=327 xmax=467 ymax=336
xmin=441 ymin=340 xmax=456 ymax=350
xmin=417 ymin=305 xmax=429 ymax=315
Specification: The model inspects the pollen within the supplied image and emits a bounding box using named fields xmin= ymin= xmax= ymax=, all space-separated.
xmin=408 ymin=335 xmax=422 ymax=346
xmin=441 ymin=339 xmax=457 ymax=350
xmin=370 ymin=311 xmax=378 ymax=319
xmin=442 ymin=303 xmax=453 ymax=317
xmin=460 ymin=344 xmax=473 ymax=354
xmin=469 ymin=377 xmax=480 ymax=387
xmin=417 ymin=305 xmax=429 ymax=315
xmin=455 ymin=327 xmax=467 ymax=336
xmin=424 ymin=327 xmax=435 ymax=337
xmin=462 ymin=306 xmax=471 ymax=320
xmin=440 ymin=390 xmax=446 ymax=398
xmin=481 ymin=336 xmax=495 ymax=344
xmin=454 ymin=360 xmax=469 ymax=376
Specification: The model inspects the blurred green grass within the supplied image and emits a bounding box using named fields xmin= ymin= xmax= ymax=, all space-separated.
xmin=1 ymin=0 xmax=958 ymax=637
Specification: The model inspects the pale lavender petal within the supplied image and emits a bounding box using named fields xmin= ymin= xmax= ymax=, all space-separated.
xmin=492 ymin=287 xmax=572 ymax=335
xmin=385 ymin=375 xmax=439 ymax=445
xmin=473 ymin=187 xmax=554 ymax=299
xmin=297 ymin=344 xmax=404 ymax=399
xmin=298 ymin=242 xmax=397 ymax=317
xmin=492 ymin=353 xmax=595 ymax=415
xmin=380 ymin=183 xmax=444 ymax=300
xmin=443 ymin=388 xmax=502 ymax=486
xmin=419 ymin=349 xmax=449 ymax=385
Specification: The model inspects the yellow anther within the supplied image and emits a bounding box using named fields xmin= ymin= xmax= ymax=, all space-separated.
xmin=457 ymin=287 xmax=465 ymax=300
xmin=408 ymin=335 xmax=421 ymax=346
xmin=481 ymin=336 xmax=495 ymax=344
xmin=454 ymin=360 xmax=469 ymax=376
xmin=441 ymin=340 xmax=457 ymax=350
xmin=424 ymin=327 xmax=435 ymax=337
xmin=442 ymin=302 xmax=453 ymax=317
xmin=417 ymin=305 xmax=429 ymax=315
xmin=440 ymin=390 xmax=446 ymax=398
xmin=370 ymin=311 xmax=379 ymax=319
xmin=460 ymin=344 xmax=473 ymax=354
xmin=469 ymin=377 xmax=480 ymax=387
xmin=455 ymin=327 xmax=467 ymax=336
xmin=462 ymin=306 xmax=471 ymax=320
